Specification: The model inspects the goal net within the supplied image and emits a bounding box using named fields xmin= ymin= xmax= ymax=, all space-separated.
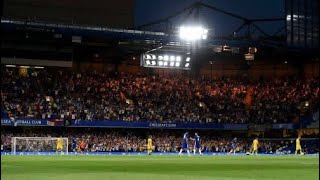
xmin=11 ymin=137 xmax=69 ymax=155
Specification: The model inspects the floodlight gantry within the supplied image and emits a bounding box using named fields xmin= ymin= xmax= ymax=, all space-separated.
xmin=136 ymin=1 xmax=286 ymax=40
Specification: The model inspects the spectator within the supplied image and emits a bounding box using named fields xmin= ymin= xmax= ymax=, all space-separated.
xmin=1 ymin=67 xmax=319 ymax=124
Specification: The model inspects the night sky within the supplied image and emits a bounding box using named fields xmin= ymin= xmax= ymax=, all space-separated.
xmin=135 ymin=0 xmax=285 ymax=37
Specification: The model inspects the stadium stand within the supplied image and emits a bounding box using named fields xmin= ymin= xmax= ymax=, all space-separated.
xmin=1 ymin=0 xmax=319 ymax=179
xmin=1 ymin=68 xmax=319 ymax=124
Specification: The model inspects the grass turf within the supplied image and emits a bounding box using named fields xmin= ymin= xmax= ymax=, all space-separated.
xmin=1 ymin=155 xmax=319 ymax=180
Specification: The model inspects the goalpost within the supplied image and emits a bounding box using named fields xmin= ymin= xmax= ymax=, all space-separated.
xmin=11 ymin=137 xmax=69 ymax=155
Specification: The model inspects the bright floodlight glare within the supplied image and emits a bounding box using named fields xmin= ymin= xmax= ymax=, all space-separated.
xmin=146 ymin=60 xmax=151 ymax=65
xmin=152 ymin=55 xmax=156 ymax=59
xmin=179 ymin=26 xmax=208 ymax=41
xmin=34 ymin=66 xmax=44 ymax=69
xmin=163 ymin=62 xmax=168 ymax=66
xmin=170 ymin=56 xmax=175 ymax=61
xmin=151 ymin=61 xmax=156 ymax=65
xmin=5 ymin=65 xmax=16 ymax=68
xmin=146 ymin=54 xmax=151 ymax=59
xmin=158 ymin=55 xmax=163 ymax=60
xmin=159 ymin=61 xmax=164 ymax=66
xmin=164 ymin=55 xmax=169 ymax=61
xmin=305 ymin=101 xmax=309 ymax=107
xmin=175 ymin=62 xmax=180 ymax=67
xmin=170 ymin=62 xmax=175 ymax=66
xmin=176 ymin=56 xmax=181 ymax=62
xmin=185 ymin=63 xmax=190 ymax=67
xmin=186 ymin=57 xmax=190 ymax=62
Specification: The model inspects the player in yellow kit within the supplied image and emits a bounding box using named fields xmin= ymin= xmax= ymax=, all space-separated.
xmin=295 ymin=135 xmax=303 ymax=155
xmin=147 ymin=136 xmax=152 ymax=155
xmin=56 ymin=136 xmax=63 ymax=155
xmin=252 ymin=137 xmax=259 ymax=155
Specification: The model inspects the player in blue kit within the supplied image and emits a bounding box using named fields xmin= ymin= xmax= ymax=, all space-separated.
xmin=71 ymin=137 xmax=77 ymax=153
xmin=191 ymin=133 xmax=202 ymax=155
xmin=228 ymin=137 xmax=237 ymax=155
xmin=179 ymin=132 xmax=191 ymax=156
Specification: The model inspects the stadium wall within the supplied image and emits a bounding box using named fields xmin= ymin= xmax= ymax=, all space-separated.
xmin=70 ymin=61 xmax=319 ymax=78
xmin=199 ymin=61 xmax=319 ymax=78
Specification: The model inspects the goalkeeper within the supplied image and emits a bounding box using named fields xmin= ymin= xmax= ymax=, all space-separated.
xmin=56 ymin=136 xmax=63 ymax=155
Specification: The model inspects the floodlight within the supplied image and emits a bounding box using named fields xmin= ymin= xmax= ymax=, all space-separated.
xmin=151 ymin=61 xmax=156 ymax=65
xmin=152 ymin=55 xmax=156 ymax=59
xmin=146 ymin=54 xmax=151 ymax=59
xmin=164 ymin=62 xmax=168 ymax=66
xmin=179 ymin=26 xmax=208 ymax=41
xmin=176 ymin=56 xmax=181 ymax=62
xmin=286 ymin=15 xmax=291 ymax=21
xmin=170 ymin=56 xmax=175 ymax=61
xmin=164 ymin=55 xmax=169 ymax=61
xmin=170 ymin=62 xmax=175 ymax=66
xmin=158 ymin=55 xmax=164 ymax=60
xmin=159 ymin=61 xmax=164 ymax=66
xmin=175 ymin=62 xmax=180 ymax=67
xmin=186 ymin=57 xmax=190 ymax=62
xmin=185 ymin=63 xmax=190 ymax=67
xmin=5 ymin=65 xmax=16 ymax=68
xmin=34 ymin=66 xmax=44 ymax=69
xmin=146 ymin=60 xmax=151 ymax=65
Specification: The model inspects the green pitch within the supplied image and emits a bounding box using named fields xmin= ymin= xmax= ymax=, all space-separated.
xmin=1 ymin=155 xmax=319 ymax=180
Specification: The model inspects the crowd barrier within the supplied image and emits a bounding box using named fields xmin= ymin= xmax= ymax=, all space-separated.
xmin=1 ymin=119 xmax=294 ymax=130
xmin=1 ymin=152 xmax=318 ymax=156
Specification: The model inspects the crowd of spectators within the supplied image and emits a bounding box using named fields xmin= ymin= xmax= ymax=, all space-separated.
xmin=2 ymin=127 xmax=318 ymax=154
xmin=1 ymin=68 xmax=319 ymax=124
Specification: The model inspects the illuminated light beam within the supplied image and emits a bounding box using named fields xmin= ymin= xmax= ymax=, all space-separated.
xmin=179 ymin=26 xmax=208 ymax=41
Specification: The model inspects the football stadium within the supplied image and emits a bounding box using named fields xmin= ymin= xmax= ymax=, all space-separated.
xmin=1 ymin=0 xmax=319 ymax=180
